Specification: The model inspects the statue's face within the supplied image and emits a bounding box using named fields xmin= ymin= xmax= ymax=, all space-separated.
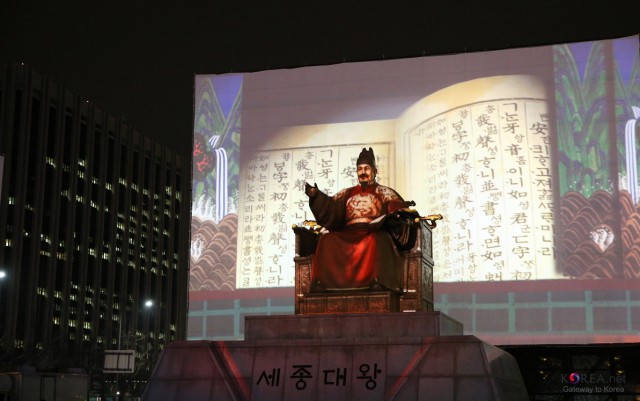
xmin=357 ymin=164 xmax=376 ymax=185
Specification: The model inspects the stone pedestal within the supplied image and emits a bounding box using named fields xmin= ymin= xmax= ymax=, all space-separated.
xmin=143 ymin=312 xmax=529 ymax=401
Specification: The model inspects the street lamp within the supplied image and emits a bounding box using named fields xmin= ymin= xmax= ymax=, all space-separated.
xmin=0 ymin=269 xmax=6 ymax=308
xmin=0 ymin=269 xmax=6 ymax=311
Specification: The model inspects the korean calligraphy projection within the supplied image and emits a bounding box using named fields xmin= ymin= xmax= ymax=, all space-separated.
xmin=236 ymin=75 xmax=557 ymax=287
xmin=397 ymin=75 xmax=556 ymax=283
xmin=190 ymin=76 xmax=557 ymax=288
xmin=189 ymin=35 xmax=640 ymax=345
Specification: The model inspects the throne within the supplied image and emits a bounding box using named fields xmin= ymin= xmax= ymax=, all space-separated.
xmin=292 ymin=213 xmax=439 ymax=315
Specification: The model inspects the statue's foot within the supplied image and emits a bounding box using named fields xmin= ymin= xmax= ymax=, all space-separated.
xmin=370 ymin=280 xmax=403 ymax=294
xmin=369 ymin=281 xmax=385 ymax=291
xmin=310 ymin=281 xmax=327 ymax=293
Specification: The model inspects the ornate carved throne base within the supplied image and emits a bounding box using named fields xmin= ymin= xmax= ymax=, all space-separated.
xmin=298 ymin=290 xmax=401 ymax=314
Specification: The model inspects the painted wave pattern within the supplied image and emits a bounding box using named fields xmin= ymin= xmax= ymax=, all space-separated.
xmin=560 ymin=191 xmax=640 ymax=278
xmin=189 ymin=214 xmax=238 ymax=291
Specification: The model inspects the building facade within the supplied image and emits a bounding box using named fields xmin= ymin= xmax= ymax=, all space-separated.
xmin=0 ymin=63 xmax=190 ymax=397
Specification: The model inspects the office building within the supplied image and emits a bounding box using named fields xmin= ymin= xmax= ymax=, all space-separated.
xmin=0 ymin=63 xmax=190 ymax=396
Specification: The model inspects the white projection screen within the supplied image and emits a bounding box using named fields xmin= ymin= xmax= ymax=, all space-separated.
xmin=188 ymin=35 xmax=640 ymax=345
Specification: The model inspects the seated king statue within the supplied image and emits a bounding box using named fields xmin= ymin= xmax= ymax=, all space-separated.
xmin=304 ymin=147 xmax=419 ymax=293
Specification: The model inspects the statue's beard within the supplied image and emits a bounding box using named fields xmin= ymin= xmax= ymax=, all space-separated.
xmin=359 ymin=175 xmax=374 ymax=190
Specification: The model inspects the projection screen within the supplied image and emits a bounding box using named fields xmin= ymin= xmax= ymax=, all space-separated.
xmin=188 ymin=35 xmax=640 ymax=345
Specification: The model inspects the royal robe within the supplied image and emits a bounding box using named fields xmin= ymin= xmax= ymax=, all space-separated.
xmin=308 ymin=182 xmax=417 ymax=292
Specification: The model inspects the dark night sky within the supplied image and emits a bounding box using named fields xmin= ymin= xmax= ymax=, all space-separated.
xmin=1 ymin=1 xmax=638 ymax=158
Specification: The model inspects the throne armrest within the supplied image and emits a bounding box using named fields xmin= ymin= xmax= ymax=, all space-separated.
xmin=292 ymin=223 xmax=322 ymax=257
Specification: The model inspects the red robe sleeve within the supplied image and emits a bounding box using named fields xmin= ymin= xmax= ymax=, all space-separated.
xmin=308 ymin=187 xmax=351 ymax=231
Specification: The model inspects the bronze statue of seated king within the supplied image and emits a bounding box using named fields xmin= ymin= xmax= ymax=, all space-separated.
xmin=292 ymin=147 xmax=441 ymax=315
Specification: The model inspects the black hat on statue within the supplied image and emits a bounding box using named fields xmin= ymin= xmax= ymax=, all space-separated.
xmin=356 ymin=147 xmax=376 ymax=167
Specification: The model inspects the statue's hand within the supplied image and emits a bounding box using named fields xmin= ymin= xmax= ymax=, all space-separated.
xmin=305 ymin=182 xmax=319 ymax=198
